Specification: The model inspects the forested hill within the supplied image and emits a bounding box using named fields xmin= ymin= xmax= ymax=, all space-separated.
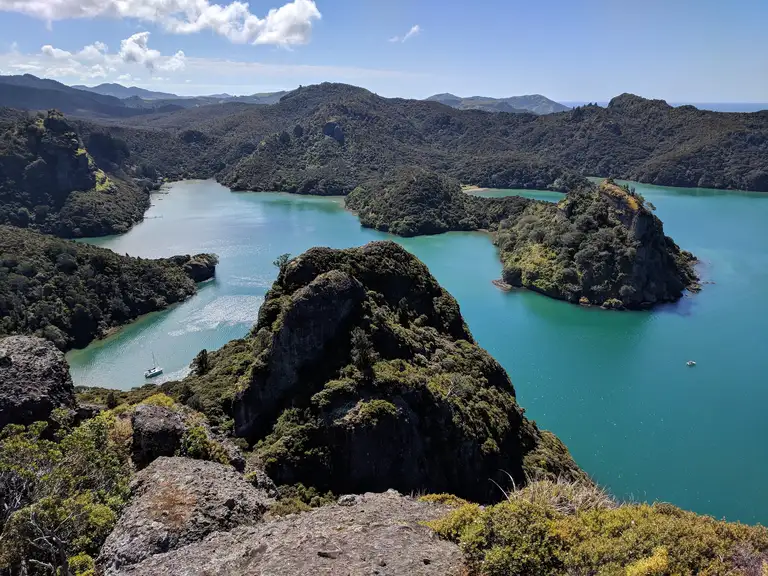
xmin=0 ymin=109 xmax=150 ymax=237
xmin=93 ymin=83 xmax=768 ymax=193
xmin=0 ymin=225 xmax=217 ymax=350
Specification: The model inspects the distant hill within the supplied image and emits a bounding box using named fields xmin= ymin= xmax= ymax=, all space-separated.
xmin=94 ymin=83 xmax=767 ymax=193
xmin=73 ymin=83 xmax=179 ymax=100
xmin=0 ymin=75 xmax=183 ymax=118
xmin=427 ymin=93 xmax=570 ymax=115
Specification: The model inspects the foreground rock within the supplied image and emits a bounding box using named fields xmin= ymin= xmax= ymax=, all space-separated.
xmin=98 ymin=457 xmax=268 ymax=574
xmin=130 ymin=405 xmax=185 ymax=469
xmin=180 ymin=241 xmax=583 ymax=502
xmin=110 ymin=491 xmax=464 ymax=576
xmin=130 ymin=403 xmax=245 ymax=471
xmin=0 ymin=335 xmax=75 ymax=430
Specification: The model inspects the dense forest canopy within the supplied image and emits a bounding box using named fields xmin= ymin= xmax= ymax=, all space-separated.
xmin=0 ymin=226 xmax=216 ymax=350
xmin=76 ymin=83 xmax=768 ymax=194
xmin=0 ymin=109 xmax=149 ymax=237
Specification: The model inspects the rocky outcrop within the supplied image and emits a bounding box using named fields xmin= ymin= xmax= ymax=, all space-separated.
xmin=322 ymin=121 xmax=344 ymax=144
xmin=165 ymin=254 xmax=218 ymax=283
xmin=497 ymin=180 xmax=698 ymax=309
xmin=233 ymin=269 xmax=366 ymax=440
xmin=107 ymin=490 xmax=463 ymax=576
xmin=181 ymin=241 xmax=583 ymax=502
xmin=97 ymin=457 xmax=268 ymax=575
xmin=0 ymin=335 xmax=75 ymax=430
xmin=131 ymin=405 xmax=185 ymax=469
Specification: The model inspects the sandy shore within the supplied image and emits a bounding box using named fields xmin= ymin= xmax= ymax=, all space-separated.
xmin=461 ymin=184 xmax=490 ymax=193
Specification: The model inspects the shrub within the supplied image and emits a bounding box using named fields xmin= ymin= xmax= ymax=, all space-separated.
xmin=180 ymin=425 xmax=229 ymax=465
xmin=140 ymin=393 xmax=176 ymax=409
xmin=427 ymin=481 xmax=768 ymax=576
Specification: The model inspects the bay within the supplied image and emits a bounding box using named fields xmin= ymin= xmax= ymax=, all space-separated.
xmin=67 ymin=179 xmax=768 ymax=524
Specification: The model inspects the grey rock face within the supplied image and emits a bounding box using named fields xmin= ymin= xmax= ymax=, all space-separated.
xmin=97 ymin=457 xmax=268 ymax=575
xmin=234 ymin=269 xmax=366 ymax=440
xmin=110 ymin=491 xmax=463 ymax=576
xmin=130 ymin=405 xmax=185 ymax=470
xmin=0 ymin=336 xmax=75 ymax=430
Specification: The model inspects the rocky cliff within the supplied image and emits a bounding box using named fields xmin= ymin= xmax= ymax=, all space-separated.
xmin=179 ymin=241 xmax=583 ymax=502
xmin=0 ymin=109 xmax=148 ymax=237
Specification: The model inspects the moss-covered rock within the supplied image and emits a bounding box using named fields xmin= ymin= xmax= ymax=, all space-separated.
xmin=180 ymin=241 xmax=583 ymax=502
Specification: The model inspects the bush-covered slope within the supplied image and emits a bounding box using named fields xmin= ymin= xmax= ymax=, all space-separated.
xmin=99 ymin=83 xmax=768 ymax=193
xmin=175 ymin=241 xmax=583 ymax=501
xmin=0 ymin=226 xmax=216 ymax=350
xmin=0 ymin=110 xmax=150 ymax=237
xmin=427 ymin=479 xmax=768 ymax=576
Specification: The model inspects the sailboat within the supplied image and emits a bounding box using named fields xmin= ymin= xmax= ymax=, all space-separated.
xmin=144 ymin=352 xmax=163 ymax=379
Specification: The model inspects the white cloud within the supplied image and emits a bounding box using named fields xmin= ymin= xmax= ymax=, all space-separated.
xmin=118 ymin=32 xmax=161 ymax=69
xmin=38 ymin=32 xmax=185 ymax=75
xmin=389 ymin=24 xmax=421 ymax=43
xmin=0 ymin=40 xmax=425 ymax=93
xmin=0 ymin=0 xmax=322 ymax=46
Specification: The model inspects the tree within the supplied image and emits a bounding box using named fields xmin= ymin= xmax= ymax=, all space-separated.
xmin=105 ymin=391 xmax=118 ymax=409
xmin=191 ymin=349 xmax=209 ymax=376
xmin=272 ymin=253 xmax=291 ymax=274
xmin=350 ymin=327 xmax=376 ymax=380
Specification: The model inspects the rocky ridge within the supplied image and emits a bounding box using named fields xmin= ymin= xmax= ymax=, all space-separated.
xmin=178 ymin=241 xmax=584 ymax=502
xmin=107 ymin=486 xmax=463 ymax=575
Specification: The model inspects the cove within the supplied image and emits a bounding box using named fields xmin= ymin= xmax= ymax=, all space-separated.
xmin=67 ymin=179 xmax=768 ymax=524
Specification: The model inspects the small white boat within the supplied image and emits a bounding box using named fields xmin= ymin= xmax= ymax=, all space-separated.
xmin=144 ymin=353 xmax=163 ymax=379
xmin=686 ymin=360 xmax=696 ymax=367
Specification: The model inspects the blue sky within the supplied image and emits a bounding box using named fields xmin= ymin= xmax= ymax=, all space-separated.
xmin=0 ymin=0 xmax=765 ymax=101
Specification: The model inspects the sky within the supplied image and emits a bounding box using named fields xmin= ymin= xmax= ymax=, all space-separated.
xmin=0 ymin=0 xmax=765 ymax=102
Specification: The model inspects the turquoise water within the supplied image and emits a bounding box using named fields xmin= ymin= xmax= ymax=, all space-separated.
xmin=67 ymin=179 xmax=768 ymax=524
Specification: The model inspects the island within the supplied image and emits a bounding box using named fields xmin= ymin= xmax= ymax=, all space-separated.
xmin=346 ymin=168 xmax=698 ymax=309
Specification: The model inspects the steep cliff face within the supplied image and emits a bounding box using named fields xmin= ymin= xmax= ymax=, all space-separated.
xmin=497 ymin=181 xmax=698 ymax=308
xmin=0 ymin=110 xmax=148 ymax=237
xmin=181 ymin=241 xmax=583 ymax=502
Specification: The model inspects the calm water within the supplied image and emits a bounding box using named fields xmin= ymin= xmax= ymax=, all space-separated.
xmin=67 ymin=179 xmax=768 ymax=524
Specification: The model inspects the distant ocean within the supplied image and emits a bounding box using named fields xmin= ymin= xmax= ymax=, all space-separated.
xmin=561 ymin=101 xmax=767 ymax=112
